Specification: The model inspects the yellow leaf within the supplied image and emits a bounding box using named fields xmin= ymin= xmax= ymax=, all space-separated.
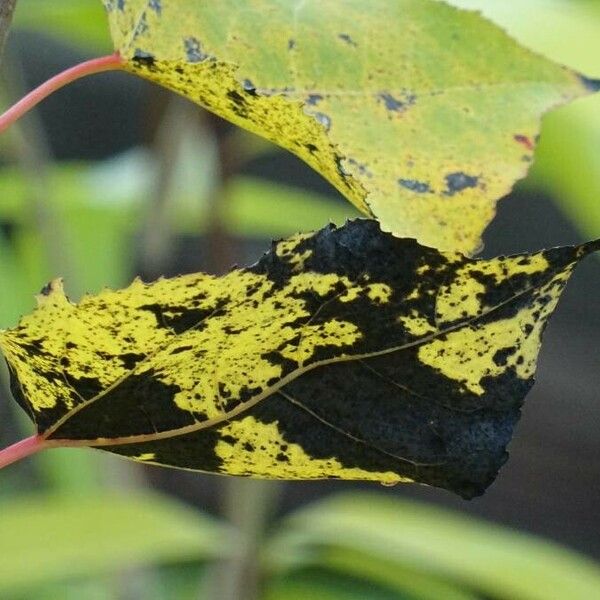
xmin=102 ymin=0 xmax=597 ymax=253
xmin=2 ymin=220 xmax=596 ymax=498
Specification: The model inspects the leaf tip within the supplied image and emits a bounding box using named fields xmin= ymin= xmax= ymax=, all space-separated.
xmin=579 ymin=238 xmax=600 ymax=257
xmin=35 ymin=278 xmax=66 ymax=307
xmin=579 ymin=74 xmax=600 ymax=93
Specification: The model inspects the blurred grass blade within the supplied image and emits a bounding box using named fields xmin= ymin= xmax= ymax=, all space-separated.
xmin=265 ymin=569 xmax=407 ymax=600
xmin=315 ymin=547 xmax=478 ymax=600
xmin=0 ymin=491 xmax=231 ymax=594
xmin=265 ymin=493 xmax=600 ymax=600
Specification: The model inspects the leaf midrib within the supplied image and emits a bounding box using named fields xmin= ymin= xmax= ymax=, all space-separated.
xmin=42 ymin=263 xmax=569 ymax=448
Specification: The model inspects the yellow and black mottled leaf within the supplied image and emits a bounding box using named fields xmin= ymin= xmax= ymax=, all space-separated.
xmin=101 ymin=0 xmax=598 ymax=253
xmin=1 ymin=220 xmax=597 ymax=498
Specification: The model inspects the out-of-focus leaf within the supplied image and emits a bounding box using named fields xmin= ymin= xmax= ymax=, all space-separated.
xmin=13 ymin=0 xmax=111 ymax=51
xmin=2 ymin=220 xmax=598 ymax=498
xmin=0 ymin=491 xmax=230 ymax=594
xmin=532 ymin=96 xmax=600 ymax=240
xmin=313 ymin=547 xmax=478 ymax=600
xmin=103 ymin=0 xmax=595 ymax=253
xmin=265 ymin=569 xmax=405 ymax=600
xmin=266 ymin=493 xmax=600 ymax=600
xmin=224 ymin=177 xmax=356 ymax=238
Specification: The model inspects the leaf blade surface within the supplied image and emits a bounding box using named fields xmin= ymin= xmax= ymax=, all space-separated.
xmin=2 ymin=220 xmax=595 ymax=497
xmin=103 ymin=0 xmax=596 ymax=252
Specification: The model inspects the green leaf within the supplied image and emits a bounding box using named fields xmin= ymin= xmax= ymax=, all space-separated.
xmin=102 ymin=0 xmax=596 ymax=253
xmin=267 ymin=493 xmax=600 ymax=600
xmin=302 ymin=548 xmax=478 ymax=600
xmin=265 ymin=569 xmax=407 ymax=600
xmin=0 ymin=491 xmax=230 ymax=594
xmin=1 ymin=220 xmax=596 ymax=497
xmin=445 ymin=1 xmax=600 ymax=240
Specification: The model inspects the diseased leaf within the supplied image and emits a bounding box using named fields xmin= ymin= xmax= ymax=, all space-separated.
xmin=102 ymin=0 xmax=597 ymax=253
xmin=2 ymin=220 xmax=597 ymax=498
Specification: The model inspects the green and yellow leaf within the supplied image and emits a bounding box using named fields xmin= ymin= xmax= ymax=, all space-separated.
xmin=1 ymin=220 xmax=596 ymax=498
xmin=102 ymin=0 xmax=597 ymax=253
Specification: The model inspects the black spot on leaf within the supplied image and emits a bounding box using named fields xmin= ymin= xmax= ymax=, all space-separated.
xmin=312 ymin=112 xmax=331 ymax=131
xmin=306 ymin=94 xmax=323 ymax=106
xmin=444 ymin=172 xmax=479 ymax=195
xmin=580 ymin=75 xmax=600 ymax=93
xmin=120 ymin=352 xmax=147 ymax=369
xmin=184 ymin=37 xmax=212 ymax=63
xmin=338 ymin=33 xmax=357 ymax=47
xmin=132 ymin=49 xmax=156 ymax=69
xmin=398 ymin=178 xmax=431 ymax=193
xmin=378 ymin=92 xmax=416 ymax=113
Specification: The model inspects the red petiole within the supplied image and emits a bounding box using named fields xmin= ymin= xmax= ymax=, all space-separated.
xmin=0 ymin=52 xmax=123 ymax=134
xmin=0 ymin=435 xmax=49 ymax=469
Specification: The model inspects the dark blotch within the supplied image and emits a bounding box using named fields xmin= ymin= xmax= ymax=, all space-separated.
xmin=580 ymin=75 xmax=600 ymax=93
xmin=139 ymin=301 xmax=225 ymax=334
xmin=306 ymin=94 xmax=323 ymax=106
xmin=312 ymin=112 xmax=331 ymax=131
xmin=242 ymin=79 xmax=258 ymax=96
xmin=338 ymin=33 xmax=357 ymax=47
xmin=398 ymin=178 xmax=431 ymax=194
xmin=227 ymin=89 xmax=247 ymax=107
xmin=149 ymin=0 xmax=162 ymax=14
xmin=184 ymin=37 xmax=211 ymax=63
xmin=132 ymin=50 xmax=156 ymax=69
xmin=378 ymin=92 xmax=415 ymax=113
xmin=444 ymin=172 xmax=479 ymax=195
xmin=39 ymin=282 xmax=53 ymax=296
xmin=120 ymin=352 xmax=146 ymax=369
xmin=492 ymin=347 xmax=516 ymax=367
xmin=514 ymin=134 xmax=534 ymax=151
xmin=48 ymin=371 xmax=190 ymax=440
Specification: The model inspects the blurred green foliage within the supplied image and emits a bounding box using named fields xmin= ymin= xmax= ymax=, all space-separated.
xmin=12 ymin=0 xmax=111 ymax=52
xmin=1 ymin=1 xmax=599 ymax=599
xmin=0 ymin=491 xmax=228 ymax=595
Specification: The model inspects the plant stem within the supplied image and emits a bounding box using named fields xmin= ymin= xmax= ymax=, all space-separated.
xmin=215 ymin=479 xmax=281 ymax=600
xmin=0 ymin=435 xmax=47 ymax=469
xmin=0 ymin=52 xmax=123 ymax=134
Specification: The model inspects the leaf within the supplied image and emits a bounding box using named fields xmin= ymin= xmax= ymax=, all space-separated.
xmin=266 ymin=493 xmax=600 ymax=600
xmin=1 ymin=220 xmax=597 ymax=498
xmin=102 ymin=0 xmax=597 ymax=253
xmin=444 ymin=1 xmax=600 ymax=241
xmin=265 ymin=569 xmax=406 ymax=600
xmin=0 ymin=491 xmax=229 ymax=594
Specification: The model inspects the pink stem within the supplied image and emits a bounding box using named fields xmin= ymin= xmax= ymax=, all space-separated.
xmin=0 ymin=434 xmax=49 ymax=469
xmin=0 ymin=52 xmax=123 ymax=134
